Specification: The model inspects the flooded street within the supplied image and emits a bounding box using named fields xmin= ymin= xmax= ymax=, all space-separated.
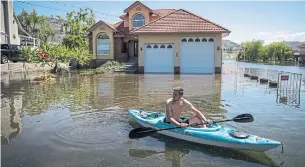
xmin=1 ymin=61 xmax=305 ymax=167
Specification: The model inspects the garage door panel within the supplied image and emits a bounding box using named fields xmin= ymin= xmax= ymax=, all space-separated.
xmin=144 ymin=44 xmax=174 ymax=73
xmin=180 ymin=37 xmax=215 ymax=74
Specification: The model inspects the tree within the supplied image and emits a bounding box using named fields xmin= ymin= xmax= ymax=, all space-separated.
xmin=17 ymin=9 xmax=54 ymax=45
xmin=264 ymin=42 xmax=293 ymax=63
xmin=240 ymin=40 xmax=264 ymax=62
xmin=58 ymin=7 xmax=95 ymax=48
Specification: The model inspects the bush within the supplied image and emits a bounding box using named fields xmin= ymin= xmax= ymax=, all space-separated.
xmin=20 ymin=43 xmax=93 ymax=74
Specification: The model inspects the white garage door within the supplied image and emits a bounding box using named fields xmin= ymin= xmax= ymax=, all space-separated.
xmin=180 ymin=37 xmax=215 ymax=74
xmin=144 ymin=43 xmax=174 ymax=73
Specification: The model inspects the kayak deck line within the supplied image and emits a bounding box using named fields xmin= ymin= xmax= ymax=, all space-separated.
xmin=128 ymin=109 xmax=282 ymax=152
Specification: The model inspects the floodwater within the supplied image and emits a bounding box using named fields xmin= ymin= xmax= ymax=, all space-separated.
xmin=1 ymin=61 xmax=305 ymax=167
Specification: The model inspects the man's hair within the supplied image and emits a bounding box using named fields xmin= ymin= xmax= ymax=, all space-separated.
xmin=173 ymin=87 xmax=184 ymax=95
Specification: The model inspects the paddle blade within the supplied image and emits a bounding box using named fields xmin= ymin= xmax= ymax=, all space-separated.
xmin=233 ymin=113 xmax=254 ymax=123
xmin=129 ymin=127 xmax=157 ymax=139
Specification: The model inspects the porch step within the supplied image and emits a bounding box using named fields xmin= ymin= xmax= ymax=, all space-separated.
xmin=114 ymin=69 xmax=137 ymax=73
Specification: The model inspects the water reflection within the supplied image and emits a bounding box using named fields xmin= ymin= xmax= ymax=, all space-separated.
xmin=1 ymin=73 xmax=225 ymax=145
xmin=128 ymin=133 xmax=280 ymax=167
xmin=1 ymin=95 xmax=23 ymax=145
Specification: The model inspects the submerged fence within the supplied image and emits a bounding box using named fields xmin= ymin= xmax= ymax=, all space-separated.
xmin=243 ymin=66 xmax=303 ymax=106
xmin=276 ymin=71 xmax=302 ymax=106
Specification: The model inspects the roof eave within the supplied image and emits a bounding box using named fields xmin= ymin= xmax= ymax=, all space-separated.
xmin=132 ymin=31 xmax=231 ymax=35
xmin=123 ymin=1 xmax=153 ymax=13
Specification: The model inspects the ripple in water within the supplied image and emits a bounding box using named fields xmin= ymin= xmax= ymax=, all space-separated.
xmin=47 ymin=109 xmax=132 ymax=151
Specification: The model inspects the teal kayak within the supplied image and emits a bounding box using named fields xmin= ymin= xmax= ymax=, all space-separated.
xmin=128 ymin=109 xmax=282 ymax=152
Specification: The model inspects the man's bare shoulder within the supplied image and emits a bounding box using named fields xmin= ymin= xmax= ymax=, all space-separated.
xmin=166 ymin=98 xmax=173 ymax=104
xmin=182 ymin=98 xmax=192 ymax=106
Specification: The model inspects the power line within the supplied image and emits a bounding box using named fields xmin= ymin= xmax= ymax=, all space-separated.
xmin=50 ymin=0 xmax=121 ymax=18
xmin=15 ymin=1 xmax=119 ymax=22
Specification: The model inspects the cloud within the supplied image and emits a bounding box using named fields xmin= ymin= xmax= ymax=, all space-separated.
xmin=256 ymin=32 xmax=272 ymax=36
xmin=254 ymin=31 xmax=305 ymax=45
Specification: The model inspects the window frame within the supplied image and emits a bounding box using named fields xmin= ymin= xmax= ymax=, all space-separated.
xmin=96 ymin=32 xmax=110 ymax=56
xmin=133 ymin=13 xmax=145 ymax=29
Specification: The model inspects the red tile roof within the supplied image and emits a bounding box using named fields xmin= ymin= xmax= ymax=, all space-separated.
xmin=152 ymin=9 xmax=176 ymax=17
xmin=131 ymin=9 xmax=230 ymax=34
xmin=112 ymin=21 xmax=133 ymax=37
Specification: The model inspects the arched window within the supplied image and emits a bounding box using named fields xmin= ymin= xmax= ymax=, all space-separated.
xmin=181 ymin=38 xmax=187 ymax=42
xmin=195 ymin=38 xmax=200 ymax=42
xmin=188 ymin=38 xmax=194 ymax=42
xmin=146 ymin=45 xmax=152 ymax=48
xmin=160 ymin=45 xmax=165 ymax=48
xmin=167 ymin=45 xmax=172 ymax=48
xmin=202 ymin=38 xmax=207 ymax=42
xmin=96 ymin=33 xmax=110 ymax=55
xmin=209 ymin=38 xmax=214 ymax=42
xmin=133 ymin=13 xmax=145 ymax=28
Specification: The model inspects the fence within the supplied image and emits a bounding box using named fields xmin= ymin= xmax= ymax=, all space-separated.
xmin=276 ymin=72 xmax=302 ymax=106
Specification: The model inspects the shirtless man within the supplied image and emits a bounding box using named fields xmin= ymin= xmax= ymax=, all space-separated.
xmin=165 ymin=87 xmax=209 ymax=128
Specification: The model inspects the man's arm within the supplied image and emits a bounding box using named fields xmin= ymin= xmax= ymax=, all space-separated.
xmin=165 ymin=101 xmax=181 ymax=126
xmin=184 ymin=99 xmax=207 ymax=121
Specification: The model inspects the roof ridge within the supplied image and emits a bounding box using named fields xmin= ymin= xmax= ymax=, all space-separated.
xmin=113 ymin=20 xmax=123 ymax=27
xmin=131 ymin=9 xmax=179 ymax=33
xmin=179 ymin=9 xmax=230 ymax=32
xmin=87 ymin=20 xmax=124 ymax=36
xmin=124 ymin=1 xmax=152 ymax=13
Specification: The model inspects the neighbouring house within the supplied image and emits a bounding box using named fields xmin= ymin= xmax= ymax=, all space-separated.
xmin=294 ymin=43 xmax=305 ymax=64
xmin=86 ymin=1 xmax=231 ymax=74
xmin=1 ymin=1 xmax=39 ymax=47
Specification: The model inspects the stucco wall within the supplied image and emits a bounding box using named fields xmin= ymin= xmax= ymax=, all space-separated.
xmin=137 ymin=33 xmax=223 ymax=72
xmin=91 ymin=24 xmax=114 ymax=60
xmin=127 ymin=5 xmax=151 ymax=30
xmin=1 ymin=1 xmax=19 ymax=45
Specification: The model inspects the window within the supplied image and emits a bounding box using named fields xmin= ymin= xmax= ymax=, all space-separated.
xmin=202 ymin=38 xmax=207 ymax=42
xmin=96 ymin=33 xmax=110 ymax=55
xmin=1 ymin=44 xmax=9 ymax=49
xmin=195 ymin=38 xmax=200 ymax=42
xmin=11 ymin=45 xmax=20 ymax=50
xmin=133 ymin=14 xmax=145 ymax=28
xmin=188 ymin=38 xmax=194 ymax=42
xmin=209 ymin=38 xmax=214 ymax=42
xmin=181 ymin=38 xmax=187 ymax=42
xmin=146 ymin=45 xmax=152 ymax=48
xmin=160 ymin=45 xmax=165 ymax=48
xmin=153 ymin=45 xmax=158 ymax=48
xmin=167 ymin=45 xmax=172 ymax=48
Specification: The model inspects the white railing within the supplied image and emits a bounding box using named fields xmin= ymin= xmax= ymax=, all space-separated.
xmin=19 ymin=35 xmax=40 ymax=47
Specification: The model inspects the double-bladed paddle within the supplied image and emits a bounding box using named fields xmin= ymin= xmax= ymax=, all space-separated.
xmin=129 ymin=113 xmax=253 ymax=139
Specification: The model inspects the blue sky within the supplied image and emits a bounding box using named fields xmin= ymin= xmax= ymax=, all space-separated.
xmin=13 ymin=0 xmax=305 ymax=44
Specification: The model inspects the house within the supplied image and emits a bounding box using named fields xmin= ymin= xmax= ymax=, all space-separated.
xmin=1 ymin=0 xmax=20 ymax=45
xmin=86 ymin=1 xmax=231 ymax=74
xmin=1 ymin=0 xmax=39 ymax=47
xmin=295 ymin=43 xmax=305 ymax=64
